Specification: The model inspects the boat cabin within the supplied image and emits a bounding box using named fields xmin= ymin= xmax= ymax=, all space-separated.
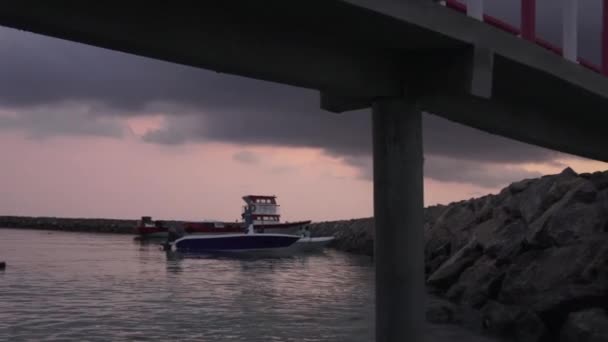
xmin=241 ymin=195 xmax=282 ymax=225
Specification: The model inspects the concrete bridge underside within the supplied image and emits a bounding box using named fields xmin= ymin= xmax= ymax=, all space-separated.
xmin=2 ymin=1 xmax=608 ymax=341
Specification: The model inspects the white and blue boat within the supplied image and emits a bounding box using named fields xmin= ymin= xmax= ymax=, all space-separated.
xmin=167 ymin=206 xmax=334 ymax=255
xmin=169 ymin=206 xmax=302 ymax=254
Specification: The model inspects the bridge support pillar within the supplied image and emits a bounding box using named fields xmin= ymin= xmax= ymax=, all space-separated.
xmin=372 ymin=98 xmax=425 ymax=342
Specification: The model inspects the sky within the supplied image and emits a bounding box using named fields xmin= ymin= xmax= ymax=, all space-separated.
xmin=0 ymin=1 xmax=607 ymax=222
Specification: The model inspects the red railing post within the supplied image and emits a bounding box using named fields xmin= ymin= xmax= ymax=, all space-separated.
xmin=521 ymin=0 xmax=536 ymax=41
xmin=603 ymin=0 xmax=608 ymax=75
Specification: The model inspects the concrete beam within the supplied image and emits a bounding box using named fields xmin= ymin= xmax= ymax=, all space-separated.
xmin=321 ymin=46 xmax=493 ymax=113
xmin=0 ymin=1 xmax=463 ymax=98
xmin=372 ymin=98 xmax=425 ymax=342
xmin=320 ymin=93 xmax=372 ymax=113
xmin=420 ymin=93 xmax=608 ymax=162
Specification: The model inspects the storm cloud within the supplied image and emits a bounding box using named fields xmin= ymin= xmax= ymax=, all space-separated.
xmin=342 ymin=154 xmax=546 ymax=188
xmin=0 ymin=0 xmax=603 ymax=188
xmin=0 ymin=103 xmax=125 ymax=139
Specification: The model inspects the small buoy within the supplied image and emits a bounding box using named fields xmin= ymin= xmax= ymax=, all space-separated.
xmin=0 ymin=262 xmax=6 ymax=270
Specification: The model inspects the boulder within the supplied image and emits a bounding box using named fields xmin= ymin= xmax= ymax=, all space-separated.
xmin=570 ymin=181 xmax=598 ymax=203
xmin=424 ymin=204 xmax=448 ymax=227
xmin=427 ymin=237 xmax=483 ymax=289
xmin=598 ymin=189 xmax=608 ymax=233
xmin=508 ymin=178 xmax=535 ymax=194
xmin=587 ymin=171 xmax=608 ymax=191
xmin=446 ymin=255 xmax=504 ymax=309
xmin=424 ymin=224 xmax=456 ymax=275
xmin=426 ymin=297 xmax=460 ymax=325
xmin=527 ymin=181 xmax=605 ymax=248
xmin=482 ymin=219 xmax=530 ymax=263
xmin=560 ymin=308 xmax=608 ymax=342
xmin=425 ymin=242 xmax=451 ymax=276
xmin=427 ymin=200 xmax=480 ymax=250
xmin=534 ymin=202 xmax=603 ymax=247
xmin=499 ymin=238 xmax=608 ymax=316
xmin=516 ymin=168 xmax=580 ymax=224
xmin=481 ymin=301 xmax=547 ymax=342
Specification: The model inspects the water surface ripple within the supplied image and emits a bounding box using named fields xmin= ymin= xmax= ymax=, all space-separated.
xmin=0 ymin=229 xmax=498 ymax=341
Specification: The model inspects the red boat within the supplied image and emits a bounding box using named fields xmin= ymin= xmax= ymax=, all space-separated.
xmin=135 ymin=195 xmax=311 ymax=239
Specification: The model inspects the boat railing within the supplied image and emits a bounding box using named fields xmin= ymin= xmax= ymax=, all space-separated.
xmin=242 ymin=205 xmax=281 ymax=215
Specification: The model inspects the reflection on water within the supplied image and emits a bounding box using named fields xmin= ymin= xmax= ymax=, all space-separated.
xmin=0 ymin=229 xmax=498 ymax=341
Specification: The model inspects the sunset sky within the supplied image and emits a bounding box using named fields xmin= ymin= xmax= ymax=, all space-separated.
xmin=1 ymin=1 xmax=607 ymax=222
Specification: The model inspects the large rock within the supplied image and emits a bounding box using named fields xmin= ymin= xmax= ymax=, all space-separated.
xmin=427 ymin=237 xmax=483 ymax=289
xmin=425 ymin=199 xmax=480 ymax=254
xmin=424 ymin=224 xmax=455 ymax=275
xmin=481 ymin=301 xmax=547 ymax=342
xmin=584 ymin=171 xmax=608 ymax=191
xmin=499 ymin=238 xmax=608 ymax=318
xmin=426 ymin=297 xmax=460 ymax=325
xmin=560 ymin=308 xmax=608 ymax=342
xmin=516 ymin=167 xmax=580 ymax=224
xmin=507 ymin=178 xmax=535 ymax=195
xmin=482 ymin=219 xmax=530 ymax=264
xmin=527 ymin=181 xmax=606 ymax=248
xmin=446 ymin=255 xmax=504 ymax=309
xmin=425 ymin=241 xmax=451 ymax=276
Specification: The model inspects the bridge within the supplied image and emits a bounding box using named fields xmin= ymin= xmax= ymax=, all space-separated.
xmin=2 ymin=1 xmax=607 ymax=341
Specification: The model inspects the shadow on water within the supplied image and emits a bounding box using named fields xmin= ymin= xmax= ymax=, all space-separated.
xmin=162 ymin=248 xmax=333 ymax=276
xmin=165 ymin=248 xmax=329 ymax=262
xmin=132 ymin=238 xmax=165 ymax=247
xmin=165 ymin=255 xmax=183 ymax=274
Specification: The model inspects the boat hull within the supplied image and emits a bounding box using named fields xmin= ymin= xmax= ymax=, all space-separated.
xmin=174 ymin=234 xmax=300 ymax=253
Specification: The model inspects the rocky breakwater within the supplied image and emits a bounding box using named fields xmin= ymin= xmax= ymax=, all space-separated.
xmin=311 ymin=168 xmax=608 ymax=342
xmin=0 ymin=216 xmax=139 ymax=234
xmin=310 ymin=205 xmax=446 ymax=256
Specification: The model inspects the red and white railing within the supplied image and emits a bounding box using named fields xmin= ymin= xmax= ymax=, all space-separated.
xmin=444 ymin=0 xmax=608 ymax=75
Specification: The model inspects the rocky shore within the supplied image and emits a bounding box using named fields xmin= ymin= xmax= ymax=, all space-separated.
xmin=310 ymin=167 xmax=608 ymax=342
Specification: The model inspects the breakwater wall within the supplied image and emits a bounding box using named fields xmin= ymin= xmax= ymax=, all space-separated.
xmin=0 ymin=216 xmax=184 ymax=234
